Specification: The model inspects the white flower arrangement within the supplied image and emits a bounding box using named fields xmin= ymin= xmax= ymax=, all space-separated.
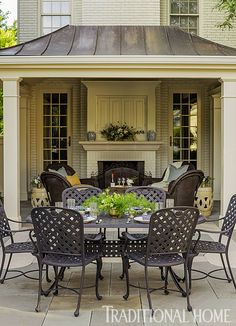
xmin=126 ymin=178 xmax=134 ymax=186
xmin=31 ymin=175 xmax=42 ymax=188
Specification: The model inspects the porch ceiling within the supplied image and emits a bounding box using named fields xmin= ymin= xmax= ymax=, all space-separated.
xmin=1 ymin=25 xmax=236 ymax=57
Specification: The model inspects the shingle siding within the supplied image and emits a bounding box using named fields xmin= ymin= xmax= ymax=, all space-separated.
xmin=18 ymin=0 xmax=39 ymax=43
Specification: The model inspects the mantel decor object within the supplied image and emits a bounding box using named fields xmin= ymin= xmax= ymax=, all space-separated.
xmin=147 ymin=130 xmax=156 ymax=141
xmin=87 ymin=131 xmax=96 ymax=141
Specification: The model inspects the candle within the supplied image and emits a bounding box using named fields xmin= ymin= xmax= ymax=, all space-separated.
xmin=111 ymin=173 xmax=114 ymax=182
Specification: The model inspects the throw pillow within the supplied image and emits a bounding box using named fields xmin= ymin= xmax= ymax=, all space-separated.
xmin=49 ymin=166 xmax=68 ymax=177
xmin=66 ymin=173 xmax=81 ymax=186
xmin=167 ymin=164 xmax=188 ymax=183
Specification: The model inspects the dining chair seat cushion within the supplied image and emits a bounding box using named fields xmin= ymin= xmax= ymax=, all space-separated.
xmin=129 ymin=251 xmax=185 ymax=267
xmin=48 ymin=166 xmax=68 ymax=177
xmin=66 ymin=173 xmax=81 ymax=186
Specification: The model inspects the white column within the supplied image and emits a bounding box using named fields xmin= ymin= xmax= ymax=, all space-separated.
xmin=212 ymin=94 xmax=221 ymax=200
xmin=220 ymin=79 xmax=236 ymax=215
xmin=2 ymin=78 xmax=21 ymax=222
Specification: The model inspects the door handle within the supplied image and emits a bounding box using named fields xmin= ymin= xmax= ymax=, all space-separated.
xmin=68 ymin=136 xmax=71 ymax=147
xmin=170 ymin=136 xmax=172 ymax=146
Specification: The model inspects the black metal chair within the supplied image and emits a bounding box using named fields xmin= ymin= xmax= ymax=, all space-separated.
xmin=123 ymin=207 xmax=199 ymax=314
xmin=167 ymin=170 xmax=204 ymax=206
xmin=190 ymin=194 xmax=236 ymax=289
xmin=62 ymin=185 xmax=102 ymax=206
xmin=30 ymin=206 xmax=103 ymax=317
xmin=0 ymin=205 xmax=36 ymax=283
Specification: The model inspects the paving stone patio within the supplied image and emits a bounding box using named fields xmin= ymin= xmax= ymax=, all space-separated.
xmin=0 ymin=201 xmax=235 ymax=325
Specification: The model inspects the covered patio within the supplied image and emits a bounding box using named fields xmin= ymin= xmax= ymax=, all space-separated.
xmin=0 ymin=25 xmax=236 ymax=222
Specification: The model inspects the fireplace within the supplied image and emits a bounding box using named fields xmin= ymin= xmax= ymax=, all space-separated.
xmin=97 ymin=161 xmax=145 ymax=188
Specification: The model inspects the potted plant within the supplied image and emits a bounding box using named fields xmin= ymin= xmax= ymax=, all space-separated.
xmin=195 ymin=176 xmax=214 ymax=217
xmin=83 ymin=190 xmax=155 ymax=218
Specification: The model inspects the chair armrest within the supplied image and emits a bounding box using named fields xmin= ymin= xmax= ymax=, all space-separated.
xmin=204 ymin=216 xmax=225 ymax=223
xmin=80 ymin=178 xmax=99 ymax=187
xmin=141 ymin=177 xmax=163 ymax=186
xmin=122 ymin=232 xmax=147 ymax=242
xmin=0 ymin=226 xmax=33 ymax=233
xmin=84 ymin=233 xmax=103 ymax=242
xmin=197 ymin=225 xmax=233 ymax=235
xmin=7 ymin=217 xmax=30 ymax=224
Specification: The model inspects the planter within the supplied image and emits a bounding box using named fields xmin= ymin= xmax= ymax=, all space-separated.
xmin=195 ymin=187 xmax=213 ymax=217
xmin=31 ymin=187 xmax=49 ymax=207
xmin=109 ymin=208 xmax=120 ymax=218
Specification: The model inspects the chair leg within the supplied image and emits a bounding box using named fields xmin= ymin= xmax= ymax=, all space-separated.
xmin=220 ymin=253 xmax=231 ymax=282
xmin=45 ymin=265 xmax=51 ymax=283
xmin=0 ymin=249 xmax=6 ymax=282
xmin=164 ymin=267 xmax=169 ymax=295
xmin=123 ymin=256 xmax=130 ymax=300
xmin=35 ymin=261 xmax=43 ymax=312
xmin=95 ymin=258 xmax=103 ymax=300
xmin=187 ymin=255 xmax=194 ymax=292
xmin=53 ymin=266 xmax=59 ymax=296
xmin=0 ymin=253 xmax=12 ymax=284
xmin=225 ymin=252 xmax=236 ymax=290
xmin=160 ymin=267 xmax=165 ymax=281
xmin=145 ymin=266 xmax=154 ymax=316
xmin=184 ymin=262 xmax=192 ymax=312
xmin=74 ymin=266 xmax=85 ymax=317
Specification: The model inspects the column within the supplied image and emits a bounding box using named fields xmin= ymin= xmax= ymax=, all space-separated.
xmin=2 ymin=78 xmax=21 ymax=222
xmin=220 ymin=79 xmax=236 ymax=215
xmin=212 ymin=94 xmax=221 ymax=201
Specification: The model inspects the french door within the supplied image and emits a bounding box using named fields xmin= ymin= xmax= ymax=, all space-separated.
xmin=42 ymin=92 xmax=70 ymax=170
xmin=171 ymin=92 xmax=198 ymax=167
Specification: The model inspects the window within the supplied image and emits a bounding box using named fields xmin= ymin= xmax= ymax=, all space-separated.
xmin=170 ymin=0 xmax=198 ymax=34
xmin=172 ymin=93 xmax=198 ymax=167
xmin=43 ymin=93 xmax=69 ymax=170
xmin=41 ymin=0 xmax=71 ymax=35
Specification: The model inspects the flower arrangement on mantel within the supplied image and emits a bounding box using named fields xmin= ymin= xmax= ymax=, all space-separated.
xmin=101 ymin=122 xmax=144 ymax=141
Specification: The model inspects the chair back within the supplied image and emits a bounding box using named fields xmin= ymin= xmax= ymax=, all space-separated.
xmin=45 ymin=163 xmax=75 ymax=176
xmin=31 ymin=207 xmax=85 ymax=259
xmin=0 ymin=206 xmax=12 ymax=240
xmin=221 ymin=194 xmax=236 ymax=239
xmin=125 ymin=186 xmax=166 ymax=204
xmin=62 ymin=186 xmax=102 ymax=206
xmin=147 ymin=207 xmax=199 ymax=257
xmin=41 ymin=171 xmax=71 ymax=205
xmin=168 ymin=170 xmax=204 ymax=206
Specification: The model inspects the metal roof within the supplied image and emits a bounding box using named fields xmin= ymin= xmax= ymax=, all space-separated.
xmin=1 ymin=25 xmax=236 ymax=56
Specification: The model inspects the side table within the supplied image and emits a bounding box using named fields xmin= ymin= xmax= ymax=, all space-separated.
xmin=31 ymin=187 xmax=49 ymax=207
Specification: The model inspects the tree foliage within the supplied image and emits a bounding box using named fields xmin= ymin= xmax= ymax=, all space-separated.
xmin=216 ymin=0 xmax=236 ymax=29
xmin=0 ymin=2 xmax=17 ymax=135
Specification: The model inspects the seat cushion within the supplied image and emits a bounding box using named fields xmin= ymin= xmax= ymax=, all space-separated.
xmin=66 ymin=173 xmax=81 ymax=186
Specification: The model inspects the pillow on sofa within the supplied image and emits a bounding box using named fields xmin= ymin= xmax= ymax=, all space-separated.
xmin=49 ymin=166 xmax=68 ymax=177
xmin=168 ymin=164 xmax=188 ymax=183
xmin=66 ymin=173 xmax=81 ymax=186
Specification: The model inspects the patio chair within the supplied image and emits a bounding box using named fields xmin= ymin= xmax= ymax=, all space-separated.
xmin=190 ymin=194 xmax=236 ymax=290
xmin=0 ymin=205 xmax=35 ymax=283
xmin=123 ymin=207 xmax=199 ymax=314
xmin=41 ymin=171 xmax=99 ymax=206
xmin=62 ymin=185 xmax=102 ymax=207
xmin=30 ymin=206 xmax=103 ymax=317
xmin=142 ymin=161 xmax=195 ymax=186
xmin=167 ymin=170 xmax=204 ymax=206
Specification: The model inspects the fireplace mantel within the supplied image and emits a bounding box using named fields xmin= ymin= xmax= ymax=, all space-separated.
xmin=79 ymin=141 xmax=163 ymax=151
